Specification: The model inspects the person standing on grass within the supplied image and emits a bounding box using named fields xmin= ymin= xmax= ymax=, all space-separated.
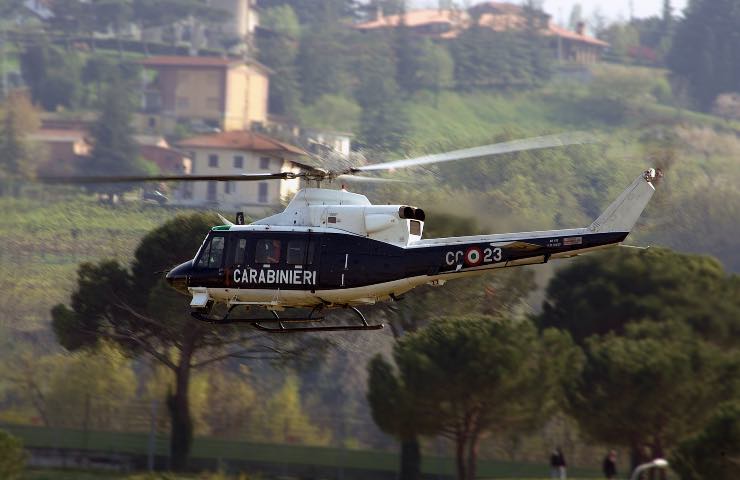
xmin=550 ymin=446 xmax=567 ymax=479
xmin=603 ymin=450 xmax=618 ymax=479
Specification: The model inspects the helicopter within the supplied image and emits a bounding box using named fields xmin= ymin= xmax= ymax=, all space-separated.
xmin=43 ymin=132 xmax=661 ymax=333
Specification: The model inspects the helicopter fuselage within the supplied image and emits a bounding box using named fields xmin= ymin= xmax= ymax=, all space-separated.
xmin=166 ymin=169 xmax=658 ymax=313
xmin=167 ymin=224 xmax=626 ymax=309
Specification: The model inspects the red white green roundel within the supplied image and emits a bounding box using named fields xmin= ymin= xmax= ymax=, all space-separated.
xmin=464 ymin=247 xmax=483 ymax=266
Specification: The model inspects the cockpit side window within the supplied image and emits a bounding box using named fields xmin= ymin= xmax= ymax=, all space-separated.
xmin=196 ymin=234 xmax=225 ymax=269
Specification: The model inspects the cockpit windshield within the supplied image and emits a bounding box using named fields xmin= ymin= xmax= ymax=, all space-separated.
xmin=196 ymin=234 xmax=225 ymax=269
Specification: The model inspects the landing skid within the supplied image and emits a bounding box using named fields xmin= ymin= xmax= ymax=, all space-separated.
xmin=191 ymin=305 xmax=383 ymax=333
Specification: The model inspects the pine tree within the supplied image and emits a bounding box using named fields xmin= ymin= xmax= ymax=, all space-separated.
xmin=83 ymin=79 xmax=148 ymax=199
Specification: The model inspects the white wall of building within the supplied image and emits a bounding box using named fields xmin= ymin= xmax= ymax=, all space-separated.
xmin=173 ymin=147 xmax=303 ymax=215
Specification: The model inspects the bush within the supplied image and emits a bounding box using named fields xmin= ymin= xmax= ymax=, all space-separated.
xmin=0 ymin=429 xmax=26 ymax=479
xmin=672 ymin=403 xmax=740 ymax=480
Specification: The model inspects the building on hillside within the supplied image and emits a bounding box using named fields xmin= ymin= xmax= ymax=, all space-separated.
xmin=207 ymin=0 xmax=259 ymax=53
xmin=173 ymin=130 xmax=314 ymax=214
xmin=30 ymin=128 xmax=91 ymax=176
xmin=137 ymin=55 xmax=271 ymax=135
xmin=353 ymin=2 xmax=608 ymax=64
xmin=135 ymin=134 xmax=192 ymax=176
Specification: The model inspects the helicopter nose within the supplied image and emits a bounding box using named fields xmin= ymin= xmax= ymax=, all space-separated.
xmin=166 ymin=261 xmax=191 ymax=294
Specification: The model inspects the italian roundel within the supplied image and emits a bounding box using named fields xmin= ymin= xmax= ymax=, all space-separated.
xmin=464 ymin=247 xmax=483 ymax=266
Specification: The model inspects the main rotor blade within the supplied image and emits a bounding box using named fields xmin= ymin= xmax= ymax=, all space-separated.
xmin=39 ymin=172 xmax=298 ymax=184
xmin=355 ymin=131 xmax=595 ymax=172
xmin=335 ymin=174 xmax=407 ymax=183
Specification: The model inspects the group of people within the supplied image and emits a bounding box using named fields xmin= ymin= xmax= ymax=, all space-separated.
xmin=549 ymin=447 xmax=618 ymax=479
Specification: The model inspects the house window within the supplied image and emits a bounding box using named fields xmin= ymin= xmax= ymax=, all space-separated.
xmin=258 ymin=182 xmax=268 ymax=203
xmin=259 ymin=157 xmax=271 ymax=169
xmin=176 ymin=97 xmax=189 ymax=109
xmin=208 ymin=154 xmax=219 ymax=168
xmin=255 ymin=239 xmax=281 ymax=264
xmin=206 ymin=97 xmax=220 ymax=109
xmin=233 ymin=155 xmax=244 ymax=168
xmin=207 ymin=181 xmax=217 ymax=201
xmin=225 ymin=181 xmax=235 ymax=194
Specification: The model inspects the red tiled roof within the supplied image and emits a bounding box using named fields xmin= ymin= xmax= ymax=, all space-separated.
xmin=139 ymin=55 xmax=273 ymax=74
xmin=139 ymin=55 xmax=241 ymax=68
xmin=177 ymin=131 xmax=307 ymax=156
xmin=547 ymin=23 xmax=609 ymax=47
xmin=355 ymin=9 xmax=467 ymax=30
xmin=29 ymin=128 xmax=88 ymax=142
xmin=354 ymin=5 xmax=608 ymax=47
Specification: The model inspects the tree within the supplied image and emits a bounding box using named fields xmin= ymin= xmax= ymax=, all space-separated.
xmin=258 ymin=5 xmax=301 ymax=117
xmin=298 ymin=94 xmax=362 ymax=133
xmin=19 ymin=41 xmax=82 ymax=111
xmin=256 ymin=374 xmax=331 ymax=445
xmin=2 ymin=343 xmax=137 ymax=430
xmin=260 ymin=0 xmax=357 ymax=26
xmin=672 ymin=403 xmax=740 ymax=480
xmin=450 ymin=26 xmax=549 ymax=91
xmin=412 ymin=40 xmax=454 ymax=100
xmin=352 ymin=32 xmax=407 ymax=151
xmin=369 ymin=316 xmax=582 ymax=480
xmin=667 ymin=0 xmax=740 ymax=109
xmin=568 ymin=4 xmax=583 ymax=31
xmin=0 ymin=90 xmax=40 ymax=192
xmin=0 ymin=430 xmax=25 ymax=480
xmin=297 ymin=28 xmax=352 ymax=104
xmin=567 ymin=321 xmax=739 ymax=473
xmin=82 ymin=78 xmax=150 ymax=199
xmin=51 ymin=213 xmax=299 ymax=470
xmin=539 ymin=248 xmax=740 ymax=346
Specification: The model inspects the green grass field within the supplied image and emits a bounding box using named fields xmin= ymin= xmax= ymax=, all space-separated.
xmin=4 ymin=423 xmax=601 ymax=479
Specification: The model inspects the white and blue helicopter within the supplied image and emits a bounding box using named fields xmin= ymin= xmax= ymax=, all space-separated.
xmin=45 ymin=133 xmax=661 ymax=332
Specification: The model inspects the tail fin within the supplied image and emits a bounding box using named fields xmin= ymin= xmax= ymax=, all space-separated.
xmin=588 ymin=169 xmax=660 ymax=234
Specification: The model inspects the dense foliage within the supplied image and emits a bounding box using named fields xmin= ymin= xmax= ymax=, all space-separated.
xmin=672 ymin=403 xmax=740 ymax=480
xmin=539 ymin=248 xmax=740 ymax=344
xmin=668 ymin=0 xmax=740 ymax=109
xmin=0 ymin=429 xmax=25 ymax=479
xmin=368 ymin=316 xmax=582 ymax=480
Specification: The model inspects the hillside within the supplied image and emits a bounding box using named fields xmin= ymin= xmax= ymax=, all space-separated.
xmin=0 ymin=194 xmax=196 ymax=334
xmin=2 ymin=64 xmax=738 ymax=341
xmin=366 ymin=66 xmax=740 ymax=272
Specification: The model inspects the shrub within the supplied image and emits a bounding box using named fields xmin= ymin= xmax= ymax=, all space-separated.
xmin=0 ymin=429 xmax=26 ymax=479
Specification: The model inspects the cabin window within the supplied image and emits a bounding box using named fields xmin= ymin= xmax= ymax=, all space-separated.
xmin=327 ymin=216 xmax=337 ymax=223
xmin=255 ymin=239 xmax=281 ymax=264
xmin=286 ymin=241 xmax=306 ymax=265
xmin=196 ymin=235 xmax=225 ymax=269
xmin=232 ymin=238 xmax=247 ymax=265
xmin=410 ymin=220 xmax=421 ymax=236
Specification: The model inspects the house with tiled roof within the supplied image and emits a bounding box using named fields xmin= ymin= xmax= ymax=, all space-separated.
xmin=137 ymin=55 xmax=271 ymax=135
xmin=354 ymin=2 xmax=608 ymax=64
xmin=173 ymin=130 xmax=315 ymax=213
